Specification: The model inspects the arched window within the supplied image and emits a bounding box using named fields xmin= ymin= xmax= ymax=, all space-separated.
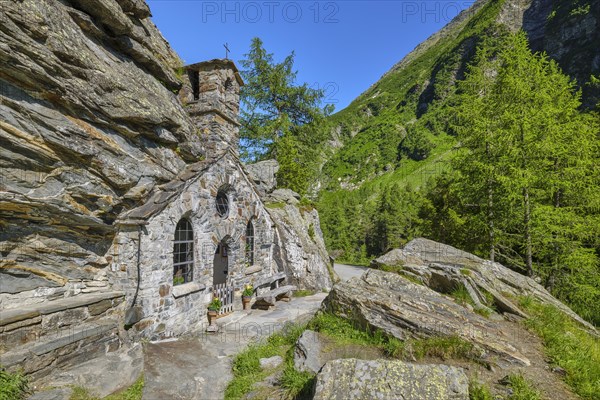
xmin=173 ymin=219 xmax=193 ymax=285
xmin=216 ymin=189 xmax=229 ymax=217
xmin=245 ymin=220 xmax=255 ymax=266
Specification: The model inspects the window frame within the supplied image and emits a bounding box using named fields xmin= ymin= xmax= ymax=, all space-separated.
xmin=245 ymin=220 xmax=255 ymax=266
xmin=173 ymin=218 xmax=194 ymax=286
xmin=216 ymin=190 xmax=229 ymax=218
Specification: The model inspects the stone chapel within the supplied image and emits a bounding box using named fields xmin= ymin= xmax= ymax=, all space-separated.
xmin=112 ymin=59 xmax=284 ymax=337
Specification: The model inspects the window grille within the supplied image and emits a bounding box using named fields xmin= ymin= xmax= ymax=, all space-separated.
xmin=245 ymin=220 xmax=254 ymax=265
xmin=216 ymin=190 xmax=229 ymax=217
xmin=173 ymin=219 xmax=194 ymax=285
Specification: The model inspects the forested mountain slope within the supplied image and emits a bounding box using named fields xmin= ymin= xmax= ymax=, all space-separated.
xmin=308 ymin=0 xmax=600 ymax=325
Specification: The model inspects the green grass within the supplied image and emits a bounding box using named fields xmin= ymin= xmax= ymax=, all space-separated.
xmin=225 ymin=323 xmax=306 ymax=400
xmin=280 ymin=356 xmax=315 ymax=399
xmin=308 ymin=312 xmax=477 ymax=361
xmin=69 ymin=376 xmax=144 ymax=400
xmin=450 ymin=284 xmax=475 ymax=307
xmin=448 ymin=284 xmax=493 ymax=318
xmin=293 ymin=290 xmax=316 ymax=297
xmin=519 ymin=298 xmax=600 ymax=399
xmin=377 ymin=263 xmax=404 ymax=274
xmin=407 ymin=336 xmax=477 ymax=361
xmin=265 ymin=201 xmax=286 ymax=209
xmin=474 ymin=307 xmax=492 ymax=318
xmin=375 ymin=264 xmax=423 ymax=285
xmin=469 ymin=378 xmax=493 ymax=400
xmin=307 ymin=312 xmax=384 ymax=347
xmin=0 ymin=368 xmax=29 ymax=400
xmin=505 ymin=373 xmax=541 ymax=400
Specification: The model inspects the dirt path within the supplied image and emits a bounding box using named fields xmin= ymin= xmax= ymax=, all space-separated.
xmin=416 ymin=319 xmax=579 ymax=400
xmin=334 ymin=263 xmax=368 ymax=281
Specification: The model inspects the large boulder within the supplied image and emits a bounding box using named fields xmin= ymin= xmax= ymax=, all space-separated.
xmin=312 ymin=358 xmax=469 ymax=400
xmin=293 ymin=330 xmax=325 ymax=374
xmin=323 ymin=269 xmax=531 ymax=366
xmin=372 ymin=238 xmax=596 ymax=333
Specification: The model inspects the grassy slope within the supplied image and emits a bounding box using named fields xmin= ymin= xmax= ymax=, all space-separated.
xmin=316 ymin=0 xmax=502 ymax=191
xmin=313 ymin=0 xmax=506 ymax=264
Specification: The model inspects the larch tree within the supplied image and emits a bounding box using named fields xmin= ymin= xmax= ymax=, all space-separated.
xmin=239 ymin=38 xmax=333 ymax=194
xmin=453 ymin=32 xmax=599 ymax=280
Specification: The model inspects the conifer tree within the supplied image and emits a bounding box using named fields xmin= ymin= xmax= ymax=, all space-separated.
xmin=454 ymin=32 xmax=599 ymax=284
xmin=239 ymin=38 xmax=332 ymax=163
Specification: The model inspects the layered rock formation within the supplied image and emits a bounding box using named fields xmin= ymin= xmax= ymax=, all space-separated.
xmin=267 ymin=190 xmax=334 ymax=292
xmin=372 ymin=238 xmax=596 ymax=332
xmin=0 ymin=0 xmax=202 ymax=305
xmin=323 ymin=238 xmax=597 ymax=369
xmin=0 ymin=0 xmax=334 ymax=309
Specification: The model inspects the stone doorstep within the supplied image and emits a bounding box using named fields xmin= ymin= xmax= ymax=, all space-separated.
xmin=0 ymin=319 xmax=119 ymax=368
xmin=0 ymin=291 xmax=125 ymax=327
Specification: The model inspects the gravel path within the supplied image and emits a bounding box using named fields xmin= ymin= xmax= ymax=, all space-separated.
xmin=334 ymin=263 xmax=368 ymax=282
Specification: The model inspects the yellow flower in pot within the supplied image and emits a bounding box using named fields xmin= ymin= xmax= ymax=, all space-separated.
xmin=242 ymin=284 xmax=254 ymax=310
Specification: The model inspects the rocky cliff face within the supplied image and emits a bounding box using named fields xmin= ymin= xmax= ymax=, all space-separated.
xmin=381 ymin=0 xmax=599 ymax=107
xmin=523 ymin=0 xmax=600 ymax=108
xmin=0 ymin=0 xmax=203 ymax=304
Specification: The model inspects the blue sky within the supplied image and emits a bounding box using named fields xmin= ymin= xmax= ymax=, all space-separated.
xmin=148 ymin=1 xmax=475 ymax=111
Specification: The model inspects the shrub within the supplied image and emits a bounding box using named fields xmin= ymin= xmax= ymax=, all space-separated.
xmin=505 ymin=373 xmax=541 ymax=400
xmin=0 ymin=368 xmax=29 ymax=400
xmin=469 ymin=378 xmax=493 ymax=400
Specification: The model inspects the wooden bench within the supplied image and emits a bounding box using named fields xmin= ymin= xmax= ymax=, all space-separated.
xmin=253 ymin=285 xmax=297 ymax=310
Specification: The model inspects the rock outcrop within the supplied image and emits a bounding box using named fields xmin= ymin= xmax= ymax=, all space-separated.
xmin=266 ymin=190 xmax=334 ymax=292
xmin=245 ymin=162 xmax=335 ymax=292
xmin=523 ymin=0 xmax=600 ymax=108
xmin=324 ymin=238 xmax=597 ymax=368
xmin=245 ymin=159 xmax=279 ymax=196
xmin=293 ymin=330 xmax=325 ymax=374
xmin=372 ymin=238 xmax=596 ymax=333
xmin=323 ymin=268 xmax=531 ymax=366
xmin=0 ymin=0 xmax=201 ymax=306
xmin=312 ymin=359 xmax=469 ymax=400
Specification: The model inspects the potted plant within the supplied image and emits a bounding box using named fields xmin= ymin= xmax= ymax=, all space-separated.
xmin=207 ymin=298 xmax=222 ymax=326
xmin=242 ymin=284 xmax=254 ymax=310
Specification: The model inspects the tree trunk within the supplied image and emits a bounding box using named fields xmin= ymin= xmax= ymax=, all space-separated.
xmin=486 ymin=142 xmax=495 ymax=262
xmin=521 ymin=125 xmax=532 ymax=276
xmin=523 ymin=186 xmax=533 ymax=276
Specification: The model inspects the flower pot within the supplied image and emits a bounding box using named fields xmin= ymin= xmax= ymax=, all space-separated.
xmin=207 ymin=310 xmax=218 ymax=326
xmin=242 ymin=296 xmax=252 ymax=310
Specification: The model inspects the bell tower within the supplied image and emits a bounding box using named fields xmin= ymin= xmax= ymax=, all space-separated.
xmin=179 ymin=59 xmax=244 ymax=160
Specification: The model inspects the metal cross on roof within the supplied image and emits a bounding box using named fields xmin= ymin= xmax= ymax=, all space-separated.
xmin=224 ymin=43 xmax=230 ymax=60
